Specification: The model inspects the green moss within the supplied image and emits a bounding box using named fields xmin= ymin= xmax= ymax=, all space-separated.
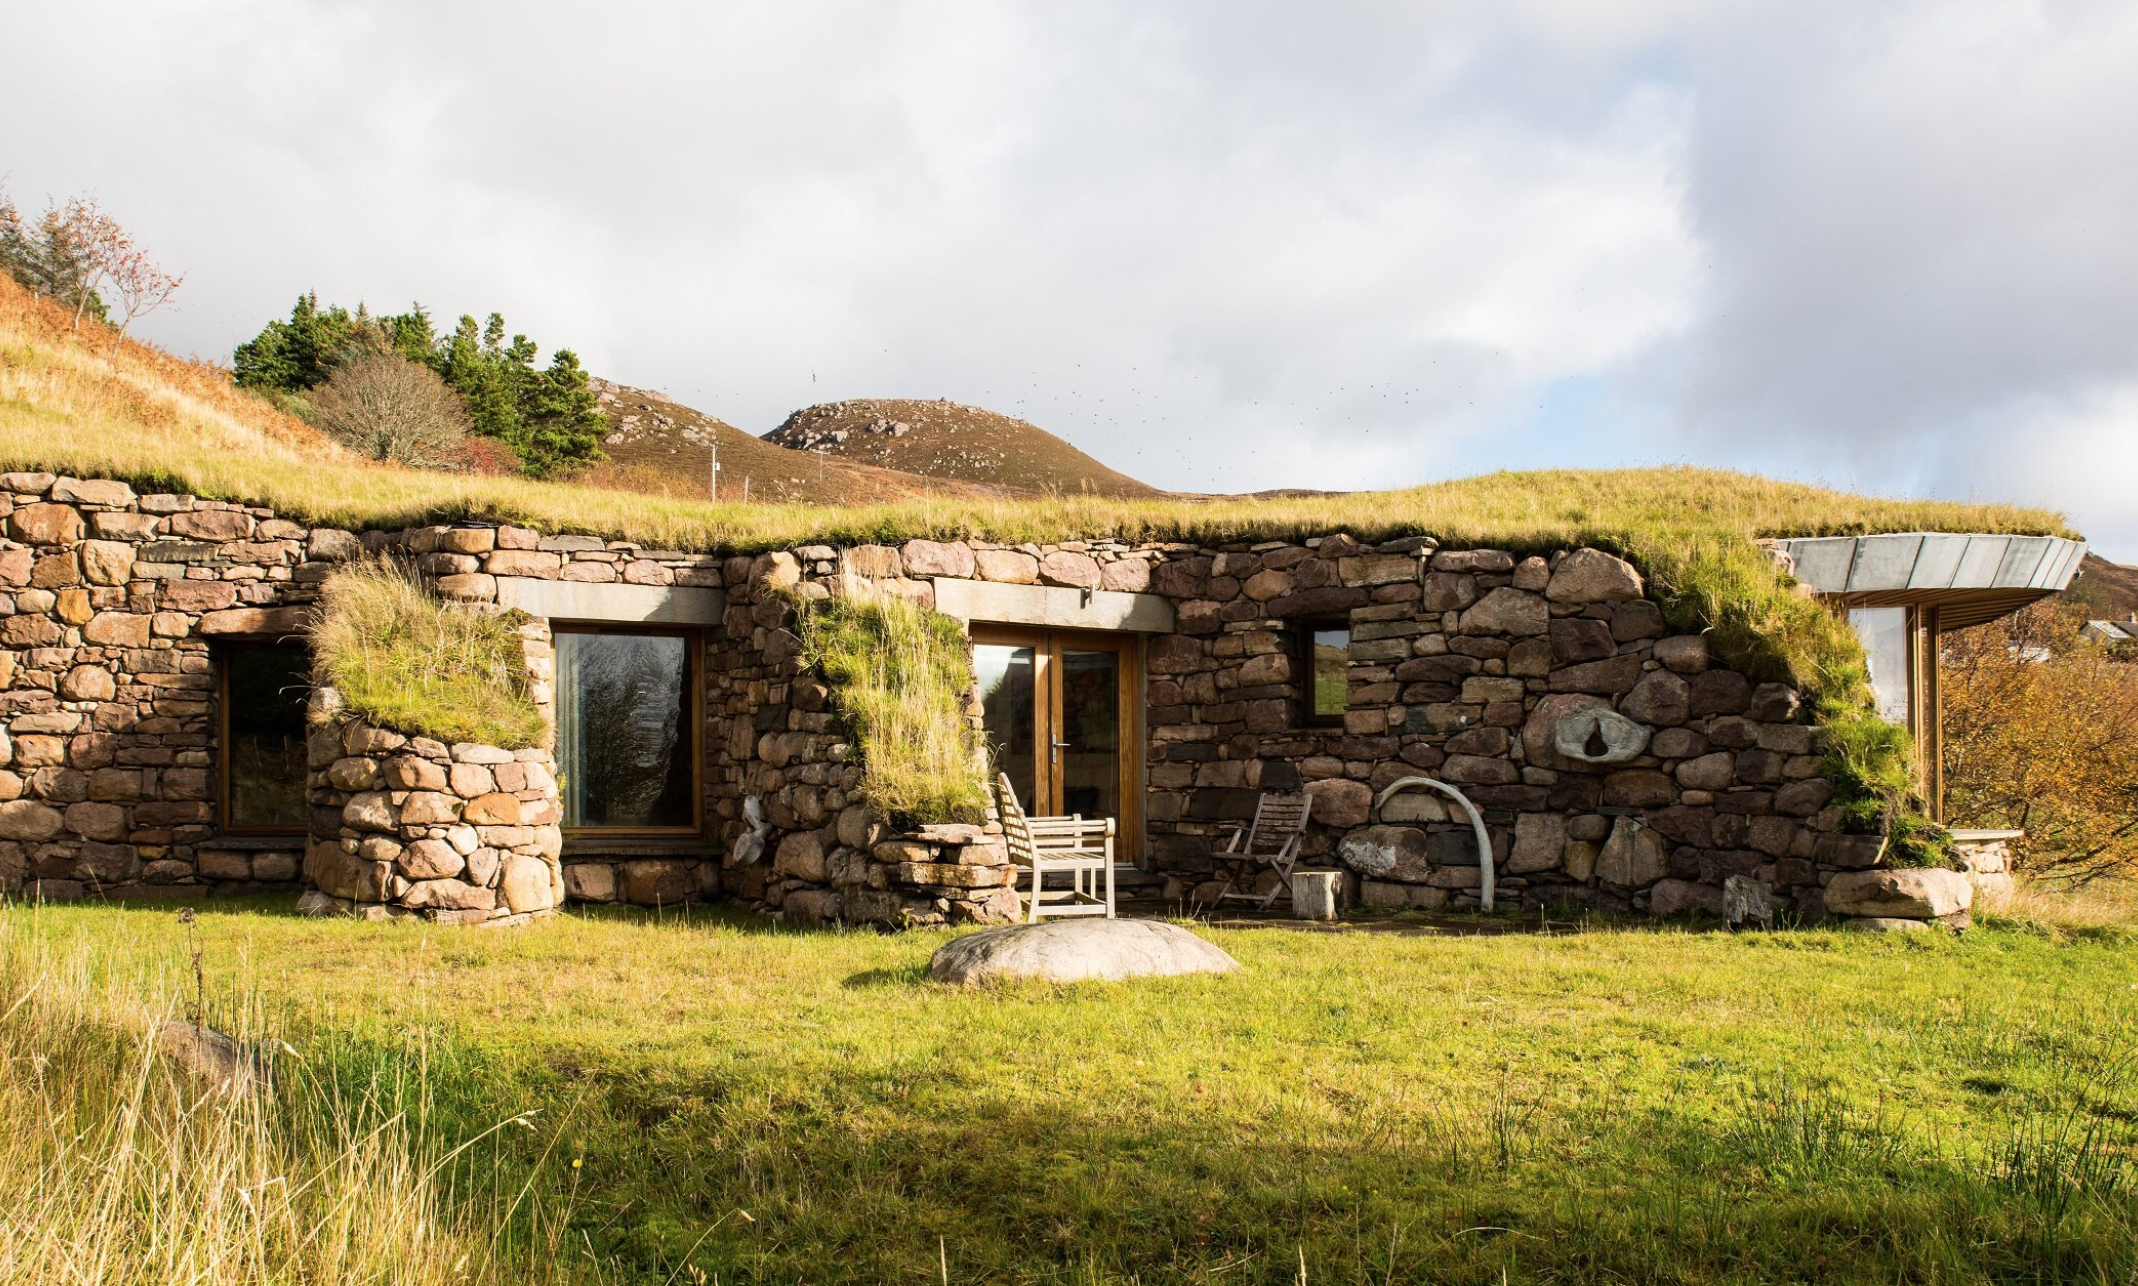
xmin=312 ymin=560 xmax=545 ymax=749
xmin=789 ymin=588 xmax=988 ymax=825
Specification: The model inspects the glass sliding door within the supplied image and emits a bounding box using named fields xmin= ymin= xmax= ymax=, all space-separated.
xmin=555 ymin=628 xmax=699 ymax=831
xmin=972 ymin=627 xmax=1138 ymax=858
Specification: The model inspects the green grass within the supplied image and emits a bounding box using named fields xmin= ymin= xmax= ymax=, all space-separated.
xmin=11 ymin=896 xmax=2138 ymax=1284
xmin=313 ymin=559 xmax=547 ymax=748
xmin=790 ymin=581 xmax=989 ymax=824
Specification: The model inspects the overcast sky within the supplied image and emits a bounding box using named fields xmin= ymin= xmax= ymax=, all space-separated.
xmin=8 ymin=1 xmax=2136 ymax=557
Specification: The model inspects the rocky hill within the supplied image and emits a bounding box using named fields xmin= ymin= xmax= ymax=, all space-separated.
xmin=763 ymin=398 xmax=1161 ymax=498
xmin=2068 ymin=552 xmax=2138 ymax=617
xmin=582 ymin=381 xmax=1000 ymax=505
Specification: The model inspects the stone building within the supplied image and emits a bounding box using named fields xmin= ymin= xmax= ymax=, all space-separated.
xmin=0 ymin=471 xmax=2085 ymax=927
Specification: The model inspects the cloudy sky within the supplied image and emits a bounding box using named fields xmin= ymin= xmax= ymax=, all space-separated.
xmin=8 ymin=1 xmax=2136 ymax=557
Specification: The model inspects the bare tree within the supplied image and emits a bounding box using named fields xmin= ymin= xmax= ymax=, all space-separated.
xmin=307 ymin=354 xmax=472 ymax=467
xmin=0 ymin=187 xmax=181 ymax=336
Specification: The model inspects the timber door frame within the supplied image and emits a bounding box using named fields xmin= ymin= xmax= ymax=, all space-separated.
xmin=970 ymin=625 xmax=1142 ymax=863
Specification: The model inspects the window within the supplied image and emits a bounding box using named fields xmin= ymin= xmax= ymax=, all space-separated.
xmin=1298 ymin=619 xmax=1350 ymax=726
xmin=554 ymin=628 xmax=699 ymax=831
xmin=1848 ymin=607 xmax=1913 ymax=727
xmin=220 ymin=644 xmax=310 ymax=833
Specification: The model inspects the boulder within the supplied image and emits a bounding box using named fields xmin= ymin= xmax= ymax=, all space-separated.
xmin=1823 ymin=868 xmax=1972 ymax=920
xmin=1337 ymin=825 xmax=1434 ymax=882
xmin=929 ymin=919 xmax=1242 ymax=985
xmin=155 ymin=1021 xmax=263 ymax=1094
xmin=499 ymin=855 xmax=558 ymax=913
xmin=1596 ymin=816 xmax=1668 ymax=888
xmin=1303 ymin=778 xmax=1372 ymax=828
xmin=1546 ymin=548 xmax=1644 ymax=603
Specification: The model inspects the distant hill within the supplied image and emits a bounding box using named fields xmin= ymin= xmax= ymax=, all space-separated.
xmin=581 ymin=381 xmax=999 ymax=505
xmin=2066 ymin=552 xmax=2138 ymax=618
xmin=763 ymin=398 xmax=1161 ymax=498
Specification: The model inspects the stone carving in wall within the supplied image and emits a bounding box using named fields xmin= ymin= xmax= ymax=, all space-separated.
xmin=1550 ymin=707 xmax=1651 ymax=765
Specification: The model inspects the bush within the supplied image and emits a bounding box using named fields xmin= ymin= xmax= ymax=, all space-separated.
xmin=789 ymin=580 xmax=988 ymax=825
xmin=312 ymin=559 xmax=545 ymax=748
xmin=307 ymin=354 xmax=471 ymax=467
xmin=1943 ymin=601 xmax=2138 ymax=881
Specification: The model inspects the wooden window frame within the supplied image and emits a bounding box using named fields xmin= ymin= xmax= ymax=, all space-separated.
xmin=217 ymin=640 xmax=311 ymax=837
xmin=1295 ymin=616 xmax=1350 ymax=728
xmin=553 ymin=623 xmax=706 ymax=838
xmin=970 ymin=624 xmax=1142 ymax=863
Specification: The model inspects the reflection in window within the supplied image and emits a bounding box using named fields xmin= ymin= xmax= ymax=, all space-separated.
xmin=555 ymin=631 xmax=696 ymax=829
xmin=1303 ymin=622 xmax=1350 ymax=724
xmin=1849 ymin=607 xmax=1912 ymax=725
xmin=974 ymin=642 xmax=1037 ymax=812
xmin=1059 ymin=648 xmax=1119 ymax=819
xmin=225 ymin=645 xmax=310 ymax=831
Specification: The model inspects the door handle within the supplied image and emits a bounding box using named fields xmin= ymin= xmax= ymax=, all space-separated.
xmin=1051 ymin=739 xmax=1071 ymax=763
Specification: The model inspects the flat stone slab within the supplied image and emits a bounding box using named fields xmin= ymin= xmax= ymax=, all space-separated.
xmin=929 ymin=919 xmax=1242 ymax=985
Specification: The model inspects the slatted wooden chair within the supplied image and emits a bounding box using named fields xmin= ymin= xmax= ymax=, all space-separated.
xmin=1210 ymin=791 xmax=1312 ymax=909
xmin=995 ymin=772 xmax=1116 ymax=921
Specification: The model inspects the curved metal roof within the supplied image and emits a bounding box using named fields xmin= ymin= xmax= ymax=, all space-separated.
xmin=1766 ymin=533 xmax=2088 ymax=631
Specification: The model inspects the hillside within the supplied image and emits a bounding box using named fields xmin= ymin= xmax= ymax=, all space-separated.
xmin=765 ymin=398 xmax=1161 ymax=498
xmin=2067 ymin=552 xmax=2138 ymax=617
xmin=581 ymin=381 xmax=999 ymax=506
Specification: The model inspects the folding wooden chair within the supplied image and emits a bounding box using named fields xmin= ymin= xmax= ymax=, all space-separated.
xmin=1210 ymin=791 xmax=1311 ymax=909
xmin=995 ymin=772 xmax=1116 ymax=921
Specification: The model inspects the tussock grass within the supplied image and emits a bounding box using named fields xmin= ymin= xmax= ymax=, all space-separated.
xmin=790 ymin=572 xmax=989 ymax=824
xmin=313 ymin=559 xmax=546 ymax=749
xmin=0 ymin=915 xmax=594 ymax=1285
xmin=16 ymin=898 xmax=2138 ymax=1284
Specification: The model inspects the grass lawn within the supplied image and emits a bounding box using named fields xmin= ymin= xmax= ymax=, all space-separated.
xmin=8 ymin=897 xmax=2138 ymax=1284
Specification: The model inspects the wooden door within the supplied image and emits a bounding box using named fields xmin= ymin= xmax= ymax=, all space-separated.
xmin=971 ymin=627 xmax=1140 ymax=859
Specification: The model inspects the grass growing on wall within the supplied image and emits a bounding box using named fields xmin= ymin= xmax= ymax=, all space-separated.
xmin=789 ymin=582 xmax=989 ymax=826
xmin=312 ymin=559 xmax=546 ymax=749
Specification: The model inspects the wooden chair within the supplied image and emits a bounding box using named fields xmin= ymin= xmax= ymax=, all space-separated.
xmin=995 ymin=772 xmax=1116 ymax=922
xmin=1210 ymin=792 xmax=1311 ymax=909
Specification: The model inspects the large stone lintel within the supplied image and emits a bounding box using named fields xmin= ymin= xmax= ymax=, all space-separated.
xmin=495 ymin=577 xmax=725 ymax=626
xmin=931 ymin=578 xmax=1176 ymax=633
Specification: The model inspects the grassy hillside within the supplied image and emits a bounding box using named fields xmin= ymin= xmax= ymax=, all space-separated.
xmin=765 ymin=397 xmax=1163 ymax=497
xmin=582 ymin=380 xmax=1002 ymax=505
xmin=11 ymin=897 xmax=2138 ymax=1284
xmin=2068 ymin=553 xmax=2138 ymax=618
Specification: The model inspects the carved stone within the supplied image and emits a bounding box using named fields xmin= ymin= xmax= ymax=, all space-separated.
xmin=1551 ymin=707 xmax=1651 ymax=764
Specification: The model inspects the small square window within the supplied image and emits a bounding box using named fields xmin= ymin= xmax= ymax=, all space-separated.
xmin=1298 ymin=619 xmax=1350 ymax=726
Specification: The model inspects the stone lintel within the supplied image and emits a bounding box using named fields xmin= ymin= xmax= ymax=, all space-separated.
xmin=931 ymin=578 xmax=1176 ymax=633
xmin=495 ymin=577 xmax=725 ymax=626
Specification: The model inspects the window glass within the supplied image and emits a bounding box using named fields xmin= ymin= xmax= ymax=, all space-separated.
xmin=1307 ymin=624 xmax=1349 ymax=722
xmin=555 ymin=631 xmax=696 ymax=829
xmin=1059 ymin=648 xmax=1120 ymax=819
xmin=974 ymin=642 xmax=1038 ymax=813
xmin=226 ymin=646 xmax=310 ymax=831
xmin=1849 ymin=607 xmax=1912 ymax=725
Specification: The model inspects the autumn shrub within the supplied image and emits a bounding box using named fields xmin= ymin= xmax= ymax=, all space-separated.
xmin=1944 ymin=601 xmax=2138 ymax=881
xmin=312 ymin=558 xmax=546 ymax=749
xmin=307 ymin=352 xmax=471 ymax=468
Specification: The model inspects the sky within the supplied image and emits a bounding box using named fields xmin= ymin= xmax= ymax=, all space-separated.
xmin=7 ymin=0 xmax=2136 ymax=559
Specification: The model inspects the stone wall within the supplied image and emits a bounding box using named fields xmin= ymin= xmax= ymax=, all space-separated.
xmin=0 ymin=472 xmax=346 ymax=899
xmin=707 ymin=534 xmax=1861 ymax=924
xmin=0 ymin=471 xmax=1896 ymax=929
xmin=300 ymin=697 xmax=564 ymax=926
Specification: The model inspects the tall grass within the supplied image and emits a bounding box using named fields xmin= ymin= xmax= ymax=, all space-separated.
xmin=0 ymin=918 xmax=593 ymax=1285
xmin=789 ymin=573 xmax=989 ymax=825
xmin=313 ymin=558 xmax=547 ymax=748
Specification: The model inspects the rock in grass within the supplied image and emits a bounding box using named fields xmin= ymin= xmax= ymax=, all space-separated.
xmin=156 ymin=1021 xmax=264 ymax=1094
xmin=1823 ymin=868 xmax=1971 ymax=920
xmin=929 ymin=919 xmax=1241 ymax=985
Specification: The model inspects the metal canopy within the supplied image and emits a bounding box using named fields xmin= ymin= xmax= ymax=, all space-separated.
xmin=1767 ymin=533 xmax=2087 ymax=631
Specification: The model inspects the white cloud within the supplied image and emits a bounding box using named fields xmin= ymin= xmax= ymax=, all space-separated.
xmin=2 ymin=0 xmax=2131 ymax=555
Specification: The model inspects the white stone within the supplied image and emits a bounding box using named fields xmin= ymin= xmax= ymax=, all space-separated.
xmin=1823 ymin=868 xmax=1972 ymax=920
xmin=928 ymin=919 xmax=1242 ymax=985
xmin=1289 ymin=870 xmax=1345 ymax=921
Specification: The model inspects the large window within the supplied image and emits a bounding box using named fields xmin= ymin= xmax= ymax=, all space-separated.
xmin=554 ymin=628 xmax=699 ymax=831
xmin=1849 ymin=607 xmax=1913 ymax=726
xmin=221 ymin=644 xmax=310 ymax=833
xmin=1298 ymin=619 xmax=1350 ymax=726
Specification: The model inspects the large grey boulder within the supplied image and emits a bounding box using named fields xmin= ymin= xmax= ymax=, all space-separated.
xmin=1823 ymin=868 xmax=1972 ymax=920
xmin=929 ymin=919 xmax=1242 ymax=985
xmin=156 ymin=1021 xmax=264 ymax=1094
